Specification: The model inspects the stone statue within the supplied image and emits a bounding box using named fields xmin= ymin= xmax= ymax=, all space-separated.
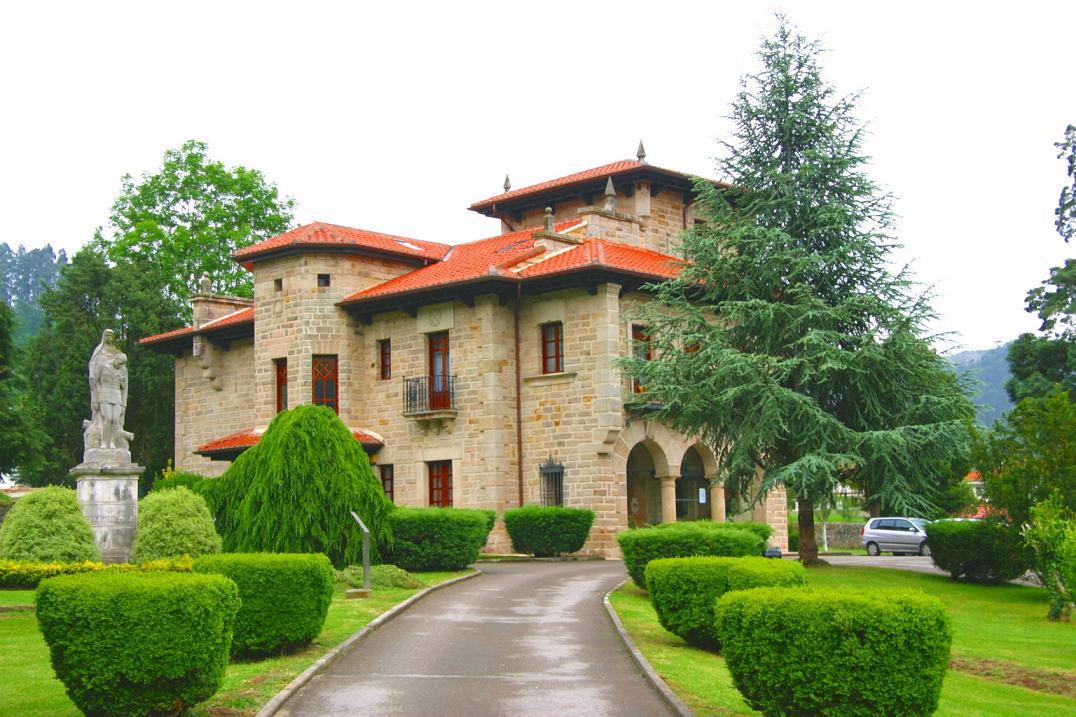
xmin=83 ymin=329 xmax=134 ymax=460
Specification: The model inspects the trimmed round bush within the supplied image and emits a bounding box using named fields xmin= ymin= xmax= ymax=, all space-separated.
xmin=645 ymin=556 xmax=807 ymax=649
xmin=193 ymin=552 xmax=333 ymax=656
xmin=928 ymin=519 xmax=1030 ymax=583
xmin=504 ymin=505 xmax=595 ymax=556
xmin=337 ymin=563 xmax=424 ymax=590
xmin=36 ymin=571 xmax=239 ymax=716
xmin=132 ymin=487 xmax=221 ymax=562
xmin=387 ymin=507 xmax=492 ymax=571
xmin=715 ymin=587 xmax=951 ymax=717
xmin=0 ymin=486 xmax=100 ymax=563
xmin=617 ymin=523 xmax=765 ymax=588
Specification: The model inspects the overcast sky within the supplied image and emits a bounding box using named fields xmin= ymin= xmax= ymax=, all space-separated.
xmin=1 ymin=1 xmax=1073 ymax=351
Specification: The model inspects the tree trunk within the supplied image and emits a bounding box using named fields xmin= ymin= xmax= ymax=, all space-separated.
xmin=797 ymin=498 xmax=827 ymax=566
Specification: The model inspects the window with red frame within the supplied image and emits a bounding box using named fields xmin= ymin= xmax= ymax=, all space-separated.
xmin=631 ymin=325 xmax=651 ymax=394
xmin=428 ymin=460 xmax=452 ymax=507
xmin=378 ymin=339 xmax=391 ymax=380
xmin=540 ymin=322 xmax=563 ymax=374
xmin=379 ymin=464 xmax=395 ymax=502
xmin=312 ymin=355 xmax=338 ymax=413
xmin=274 ymin=358 xmax=288 ymax=413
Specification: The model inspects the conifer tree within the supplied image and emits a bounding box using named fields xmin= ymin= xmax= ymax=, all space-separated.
xmin=623 ymin=18 xmax=974 ymax=564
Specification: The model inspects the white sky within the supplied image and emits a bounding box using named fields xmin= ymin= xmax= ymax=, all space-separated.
xmin=1 ymin=1 xmax=1073 ymax=351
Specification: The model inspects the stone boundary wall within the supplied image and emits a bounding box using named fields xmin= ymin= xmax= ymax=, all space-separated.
xmin=813 ymin=521 xmax=865 ymax=549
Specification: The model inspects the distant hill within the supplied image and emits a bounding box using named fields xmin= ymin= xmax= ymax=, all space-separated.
xmin=949 ymin=344 xmax=1014 ymax=427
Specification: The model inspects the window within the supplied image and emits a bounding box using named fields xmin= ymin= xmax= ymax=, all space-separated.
xmin=317 ymin=273 xmax=331 ymax=287
xmin=540 ymin=322 xmax=563 ymax=374
xmin=379 ymin=464 xmax=395 ymax=502
xmin=428 ymin=461 xmax=452 ymax=507
xmin=312 ymin=355 xmax=338 ymax=413
xmin=631 ymin=325 xmax=651 ymax=393
xmin=428 ymin=331 xmax=451 ymax=410
xmin=274 ymin=278 xmax=283 ymax=292
xmin=540 ymin=458 xmax=564 ymax=506
xmin=378 ymin=339 xmax=391 ymax=380
xmin=274 ymin=358 xmax=288 ymax=413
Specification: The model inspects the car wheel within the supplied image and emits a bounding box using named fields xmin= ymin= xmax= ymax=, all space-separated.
xmin=919 ymin=543 xmax=931 ymax=557
xmin=866 ymin=542 xmax=880 ymax=556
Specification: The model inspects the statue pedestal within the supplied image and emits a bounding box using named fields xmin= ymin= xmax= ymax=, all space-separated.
xmin=71 ymin=463 xmax=143 ymax=564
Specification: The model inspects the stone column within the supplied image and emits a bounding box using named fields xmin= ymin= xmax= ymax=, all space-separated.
xmin=659 ymin=475 xmax=678 ymax=524
xmin=710 ymin=478 xmax=726 ymax=522
xmin=72 ymin=464 xmax=142 ymax=564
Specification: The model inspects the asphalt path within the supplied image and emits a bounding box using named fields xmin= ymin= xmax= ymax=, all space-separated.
xmin=811 ymin=554 xmax=947 ymax=575
xmin=277 ymin=560 xmax=674 ymax=717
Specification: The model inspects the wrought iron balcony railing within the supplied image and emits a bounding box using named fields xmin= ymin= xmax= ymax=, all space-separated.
xmin=403 ymin=375 xmax=458 ymax=416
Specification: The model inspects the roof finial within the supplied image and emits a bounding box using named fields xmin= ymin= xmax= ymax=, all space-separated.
xmin=543 ymin=207 xmax=555 ymax=233
xmin=603 ymin=177 xmax=617 ymax=212
xmin=636 ymin=140 xmax=647 ymax=163
xmin=199 ymin=272 xmax=212 ymax=295
xmin=503 ymin=174 xmax=511 ymax=193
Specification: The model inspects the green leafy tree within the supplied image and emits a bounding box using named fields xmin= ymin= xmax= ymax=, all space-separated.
xmin=99 ymin=140 xmax=294 ymax=318
xmin=978 ymin=389 xmax=1076 ymax=526
xmin=17 ymin=247 xmax=179 ymax=486
xmin=1007 ymin=124 xmax=1076 ymax=401
xmin=1022 ymin=494 xmax=1074 ymax=621
xmin=0 ymin=300 xmax=48 ymax=476
xmin=202 ymin=405 xmax=393 ymax=568
xmin=622 ymin=19 xmax=973 ymax=565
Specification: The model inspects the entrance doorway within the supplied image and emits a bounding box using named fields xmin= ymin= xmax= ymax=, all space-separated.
xmin=677 ymin=447 xmax=708 ymax=521
xmin=626 ymin=443 xmax=661 ymax=527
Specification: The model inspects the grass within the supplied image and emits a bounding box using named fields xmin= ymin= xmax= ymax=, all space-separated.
xmin=0 ymin=569 xmax=469 ymax=717
xmin=610 ymin=565 xmax=1075 ymax=716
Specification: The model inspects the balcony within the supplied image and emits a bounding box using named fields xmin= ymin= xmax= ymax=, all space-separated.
xmin=403 ymin=375 xmax=458 ymax=433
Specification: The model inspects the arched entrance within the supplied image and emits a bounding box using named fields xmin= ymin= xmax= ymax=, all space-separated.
xmin=626 ymin=443 xmax=662 ymax=527
xmin=677 ymin=446 xmax=709 ymax=521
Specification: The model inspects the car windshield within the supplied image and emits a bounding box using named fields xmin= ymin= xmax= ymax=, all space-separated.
xmin=910 ymin=518 xmax=930 ymax=528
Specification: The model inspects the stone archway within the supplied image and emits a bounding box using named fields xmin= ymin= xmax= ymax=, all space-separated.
xmin=677 ymin=446 xmax=709 ymax=521
xmin=626 ymin=442 xmax=664 ymax=527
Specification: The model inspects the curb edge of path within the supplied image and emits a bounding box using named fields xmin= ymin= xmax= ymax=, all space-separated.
xmin=256 ymin=570 xmax=482 ymax=717
xmin=603 ymin=580 xmax=694 ymax=717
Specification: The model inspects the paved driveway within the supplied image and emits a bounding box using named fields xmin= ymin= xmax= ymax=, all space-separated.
xmin=277 ymin=561 xmax=673 ymax=717
xmin=814 ymin=554 xmax=946 ymax=575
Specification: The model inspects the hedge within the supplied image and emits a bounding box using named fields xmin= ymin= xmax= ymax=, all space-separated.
xmin=0 ymin=486 xmax=100 ymax=563
xmin=617 ymin=523 xmax=765 ymax=588
xmin=715 ymin=587 xmax=951 ymax=717
xmin=654 ymin=519 xmax=773 ymax=543
xmin=150 ymin=470 xmax=206 ymax=494
xmin=132 ymin=487 xmax=221 ymax=562
xmin=928 ymin=519 xmax=1030 ymax=583
xmin=644 ymin=556 xmax=807 ymax=649
xmin=193 ymin=552 xmax=333 ymax=656
xmin=36 ymin=571 xmax=239 ymax=716
xmin=0 ymin=556 xmax=192 ymax=588
xmin=503 ymin=505 xmax=595 ymax=556
xmin=386 ymin=507 xmax=492 ymax=571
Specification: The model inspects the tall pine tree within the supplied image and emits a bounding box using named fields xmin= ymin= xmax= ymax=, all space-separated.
xmin=623 ymin=18 xmax=973 ymax=564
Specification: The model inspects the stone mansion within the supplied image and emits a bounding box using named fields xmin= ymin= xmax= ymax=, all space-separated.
xmin=142 ymin=151 xmax=788 ymax=555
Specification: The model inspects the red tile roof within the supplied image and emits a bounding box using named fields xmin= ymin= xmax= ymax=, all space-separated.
xmin=139 ymin=306 xmax=256 ymax=346
xmin=517 ymin=238 xmax=684 ymax=280
xmin=339 ymin=219 xmax=584 ymax=302
xmin=469 ymin=160 xmax=645 ymax=211
xmin=339 ymin=220 xmax=684 ymax=305
xmin=139 ymin=326 xmax=194 ymax=345
xmin=197 ymin=426 xmax=383 ymax=455
xmin=233 ymin=222 xmax=451 ymax=263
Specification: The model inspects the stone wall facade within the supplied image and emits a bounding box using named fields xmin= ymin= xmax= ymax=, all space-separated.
xmin=169 ymin=185 xmax=792 ymax=555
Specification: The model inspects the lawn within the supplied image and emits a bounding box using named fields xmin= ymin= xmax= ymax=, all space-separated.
xmin=609 ymin=565 xmax=1075 ymax=716
xmin=0 ymin=570 xmax=469 ymax=717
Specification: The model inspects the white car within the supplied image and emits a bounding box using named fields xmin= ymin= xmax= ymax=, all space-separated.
xmin=860 ymin=517 xmax=931 ymax=556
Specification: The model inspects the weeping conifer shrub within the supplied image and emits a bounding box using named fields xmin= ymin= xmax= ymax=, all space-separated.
xmin=204 ymin=405 xmax=393 ymax=568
